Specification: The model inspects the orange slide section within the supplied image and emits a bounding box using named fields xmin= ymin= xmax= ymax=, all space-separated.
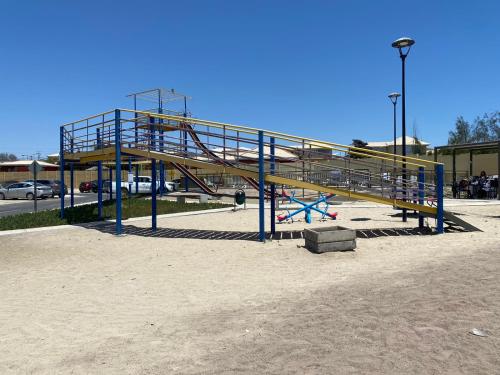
xmin=182 ymin=122 xmax=280 ymax=196
xmin=171 ymin=161 xmax=218 ymax=195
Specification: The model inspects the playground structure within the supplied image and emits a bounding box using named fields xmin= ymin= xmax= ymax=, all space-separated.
xmin=277 ymin=191 xmax=338 ymax=224
xmin=59 ymin=89 xmax=446 ymax=241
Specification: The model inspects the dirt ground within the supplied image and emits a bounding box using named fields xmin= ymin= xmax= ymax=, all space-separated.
xmin=0 ymin=202 xmax=499 ymax=374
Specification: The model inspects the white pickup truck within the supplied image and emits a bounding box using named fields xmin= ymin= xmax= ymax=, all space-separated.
xmin=108 ymin=176 xmax=179 ymax=194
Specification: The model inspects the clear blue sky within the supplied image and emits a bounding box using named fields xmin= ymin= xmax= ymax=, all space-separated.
xmin=1 ymin=0 xmax=499 ymax=158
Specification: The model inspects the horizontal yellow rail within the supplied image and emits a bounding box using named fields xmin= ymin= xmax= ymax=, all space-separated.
xmin=62 ymin=110 xmax=115 ymax=127
xmin=118 ymin=109 xmax=441 ymax=167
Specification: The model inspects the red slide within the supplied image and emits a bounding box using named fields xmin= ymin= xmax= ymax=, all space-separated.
xmin=182 ymin=122 xmax=279 ymax=196
xmin=171 ymin=161 xmax=218 ymax=195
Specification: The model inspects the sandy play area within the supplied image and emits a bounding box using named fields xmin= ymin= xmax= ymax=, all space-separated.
xmin=1 ymin=202 xmax=499 ymax=374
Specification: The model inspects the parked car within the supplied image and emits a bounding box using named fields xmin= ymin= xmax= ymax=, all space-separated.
xmin=24 ymin=179 xmax=68 ymax=198
xmin=89 ymin=180 xmax=112 ymax=193
xmin=109 ymin=176 xmax=178 ymax=194
xmin=0 ymin=182 xmax=52 ymax=200
xmin=79 ymin=181 xmax=93 ymax=193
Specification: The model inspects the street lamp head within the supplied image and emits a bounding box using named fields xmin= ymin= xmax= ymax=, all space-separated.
xmin=388 ymin=92 xmax=401 ymax=104
xmin=392 ymin=37 xmax=415 ymax=57
xmin=392 ymin=37 xmax=415 ymax=48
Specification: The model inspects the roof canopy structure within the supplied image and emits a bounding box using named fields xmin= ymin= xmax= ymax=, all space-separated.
xmin=434 ymin=140 xmax=499 ymax=153
xmin=434 ymin=141 xmax=500 ymax=198
xmin=0 ymin=160 xmax=58 ymax=168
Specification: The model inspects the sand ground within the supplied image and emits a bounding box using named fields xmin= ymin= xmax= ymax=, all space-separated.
xmin=0 ymin=202 xmax=499 ymax=374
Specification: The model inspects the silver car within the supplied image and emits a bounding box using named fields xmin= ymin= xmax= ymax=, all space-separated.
xmin=0 ymin=182 xmax=52 ymax=200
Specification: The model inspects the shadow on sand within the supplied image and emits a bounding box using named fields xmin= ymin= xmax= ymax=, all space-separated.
xmin=77 ymin=222 xmax=462 ymax=242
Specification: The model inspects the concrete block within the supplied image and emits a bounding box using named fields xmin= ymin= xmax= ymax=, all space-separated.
xmin=304 ymin=226 xmax=356 ymax=243
xmin=305 ymin=239 xmax=356 ymax=253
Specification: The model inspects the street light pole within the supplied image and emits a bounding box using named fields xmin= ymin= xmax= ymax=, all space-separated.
xmin=392 ymin=37 xmax=415 ymax=223
xmin=388 ymin=92 xmax=401 ymax=156
xmin=388 ymin=92 xmax=401 ymax=206
xmin=388 ymin=92 xmax=401 ymax=197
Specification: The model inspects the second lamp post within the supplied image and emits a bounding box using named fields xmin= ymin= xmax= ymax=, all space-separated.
xmin=388 ymin=92 xmax=401 ymax=157
xmin=392 ymin=37 xmax=415 ymax=222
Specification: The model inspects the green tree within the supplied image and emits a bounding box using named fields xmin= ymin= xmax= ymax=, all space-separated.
xmin=412 ymin=121 xmax=427 ymax=155
xmin=0 ymin=153 xmax=18 ymax=161
xmin=349 ymin=139 xmax=371 ymax=158
xmin=448 ymin=116 xmax=472 ymax=144
xmin=486 ymin=111 xmax=499 ymax=140
xmin=471 ymin=115 xmax=490 ymax=143
xmin=449 ymin=112 xmax=499 ymax=145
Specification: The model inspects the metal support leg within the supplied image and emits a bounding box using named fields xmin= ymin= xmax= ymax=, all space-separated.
xmin=418 ymin=166 xmax=424 ymax=228
xmin=436 ymin=164 xmax=444 ymax=234
xmin=258 ymin=131 xmax=265 ymax=242
xmin=70 ymin=162 xmax=74 ymax=208
xmin=59 ymin=126 xmax=65 ymax=219
xmin=452 ymin=149 xmax=456 ymax=198
xmin=69 ymin=138 xmax=74 ymax=208
xmin=109 ymin=167 xmax=113 ymax=201
xmin=114 ymin=109 xmax=122 ymax=235
xmin=159 ymin=115 xmax=165 ymax=196
xmin=97 ymin=128 xmax=103 ymax=219
xmin=134 ymin=110 xmax=139 ymax=194
xmin=151 ymin=122 xmax=157 ymax=231
xmin=270 ymin=137 xmax=276 ymax=236
xmin=184 ymin=128 xmax=189 ymax=192
xmin=135 ymin=165 xmax=139 ymax=194
xmin=128 ymin=158 xmax=132 ymax=199
xmin=152 ymin=161 xmax=157 ymax=231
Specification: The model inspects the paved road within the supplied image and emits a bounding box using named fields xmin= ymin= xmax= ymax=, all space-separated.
xmin=0 ymin=193 xmax=102 ymax=218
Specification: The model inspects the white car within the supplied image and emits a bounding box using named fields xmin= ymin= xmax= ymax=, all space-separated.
xmin=109 ymin=176 xmax=178 ymax=194
xmin=0 ymin=182 xmax=53 ymax=200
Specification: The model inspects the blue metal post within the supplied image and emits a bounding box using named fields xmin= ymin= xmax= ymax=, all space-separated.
xmin=183 ymin=100 xmax=189 ymax=192
xmin=150 ymin=116 xmax=157 ymax=231
xmin=114 ymin=109 xmax=122 ymax=235
xmin=436 ymin=164 xmax=444 ymax=234
xmin=70 ymin=163 xmax=74 ymax=207
xmin=59 ymin=126 xmax=65 ymax=219
xmin=128 ymin=157 xmax=132 ymax=199
xmin=109 ymin=167 xmax=113 ymax=201
xmin=418 ymin=166 xmax=425 ymax=228
xmin=258 ymin=131 xmax=265 ymax=242
xmin=70 ymin=138 xmax=74 ymax=208
xmin=97 ymin=128 xmax=103 ymax=219
xmin=134 ymin=95 xmax=139 ymax=194
xmin=270 ymin=137 xmax=276 ymax=236
xmin=183 ymin=129 xmax=189 ymax=192
xmin=135 ymin=166 xmax=139 ymax=194
xmin=159 ymin=108 xmax=165 ymax=196
xmin=152 ymin=159 xmax=157 ymax=231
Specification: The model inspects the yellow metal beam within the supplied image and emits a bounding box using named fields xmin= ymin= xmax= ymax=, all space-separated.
xmin=65 ymin=147 xmax=115 ymax=161
xmin=265 ymin=175 xmax=437 ymax=214
xmin=80 ymin=153 xmax=117 ymax=163
xmin=127 ymin=148 xmax=437 ymax=215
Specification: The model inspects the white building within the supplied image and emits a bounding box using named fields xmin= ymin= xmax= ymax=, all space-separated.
xmin=366 ymin=136 xmax=430 ymax=155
